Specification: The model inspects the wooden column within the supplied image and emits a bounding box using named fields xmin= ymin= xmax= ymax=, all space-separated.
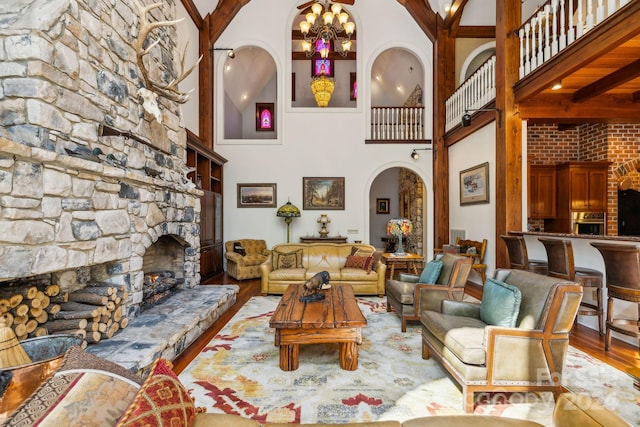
xmin=433 ymin=18 xmax=456 ymax=249
xmin=494 ymin=0 xmax=522 ymax=267
xmin=199 ymin=14 xmax=213 ymax=149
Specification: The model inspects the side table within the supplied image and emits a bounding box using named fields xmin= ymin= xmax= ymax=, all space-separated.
xmin=382 ymin=253 xmax=424 ymax=279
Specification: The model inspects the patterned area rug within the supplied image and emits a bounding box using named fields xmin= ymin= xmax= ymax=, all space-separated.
xmin=178 ymin=296 xmax=640 ymax=426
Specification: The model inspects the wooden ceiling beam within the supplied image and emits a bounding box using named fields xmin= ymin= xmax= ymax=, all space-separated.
xmin=514 ymin=1 xmax=640 ymax=104
xmin=633 ymin=90 xmax=640 ymax=103
xmin=396 ymin=0 xmax=438 ymax=43
xmin=573 ymin=58 xmax=640 ymax=103
xmin=208 ymin=0 xmax=251 ymax=43
xmin=291 ymin=52 xmax=356 ymax=60
xmin=444 ymin=0 xmax=468 ymax=30
xmin=180 ymin=0 xmax=203 ymax=29
xmin=292 ymin=30 xmax=357 ymax=41
xmin=519 ymin=93 xmax=640 ymax=122
xmin=456 ymin=25 xmax=495 ymax=38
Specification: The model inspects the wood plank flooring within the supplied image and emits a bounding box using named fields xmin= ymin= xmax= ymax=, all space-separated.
xmin=172 ymin=274 xmax=640 ymax=379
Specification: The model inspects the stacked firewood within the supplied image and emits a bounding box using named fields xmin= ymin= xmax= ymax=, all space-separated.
xmin=0 ymin=282 xmax=129 ymax=347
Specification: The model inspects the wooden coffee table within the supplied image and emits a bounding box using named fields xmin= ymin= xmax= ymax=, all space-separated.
xmin=269 ymin=283 xmax=367 ymax=371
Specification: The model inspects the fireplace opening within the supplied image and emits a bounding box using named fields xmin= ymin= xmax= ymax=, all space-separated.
xmin=140 ymin=235 xmax=188 ymax=311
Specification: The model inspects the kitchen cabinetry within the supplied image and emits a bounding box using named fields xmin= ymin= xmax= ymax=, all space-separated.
xmin=186 ymin=135 xmax=227 ymax=279
xmin=528 ymin=165 xmax=556 ymax=218
xmin=544 ymin=162 xmax=610 ymax=233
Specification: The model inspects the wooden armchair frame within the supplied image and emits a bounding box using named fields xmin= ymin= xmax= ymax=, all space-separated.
xmin=422 ymin=280 xmax=583 ymax=413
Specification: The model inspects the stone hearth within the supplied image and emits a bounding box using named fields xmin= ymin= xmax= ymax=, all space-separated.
xmin=88 ymin=284 xmax=239 ymax=375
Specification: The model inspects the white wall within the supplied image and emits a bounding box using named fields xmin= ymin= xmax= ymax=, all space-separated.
xmin=449 ymin=122 xmax=497 ymax=276
xmin=175 ymin=2 xmax=200 ymax=135
xmin=212 ymin=0 xmax=434 ymax=250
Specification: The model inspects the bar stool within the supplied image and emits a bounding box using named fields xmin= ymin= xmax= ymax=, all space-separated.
xmin=500 ymin=234 xmax=548 ymax=275
xmin=538 ymin=237 xmax=604 ymax=335
xmin=590 ymin=242 xmax=640 ymax=351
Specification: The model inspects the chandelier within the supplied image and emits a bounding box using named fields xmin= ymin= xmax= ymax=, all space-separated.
xmin=299 ymin=1 xmax=355 ymax=58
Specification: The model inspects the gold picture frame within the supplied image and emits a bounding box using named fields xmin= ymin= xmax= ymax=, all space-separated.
xmin=460 ymin=162 xmax=490 ymax=205
xmin=237 ymin=183 xmax=277 ymax=208
xmin=376 ymin=198 xmax=390 ymax=214
xmin=302 ymin=177 xmax=345 ymax=210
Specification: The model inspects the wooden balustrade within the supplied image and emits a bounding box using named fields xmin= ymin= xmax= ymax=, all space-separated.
xmin=370 ymin=106 xmax=424 ymax=140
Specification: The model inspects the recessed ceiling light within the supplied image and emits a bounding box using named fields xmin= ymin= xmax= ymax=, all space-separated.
xmin=551 ymin=80 xmax=562 ymax=90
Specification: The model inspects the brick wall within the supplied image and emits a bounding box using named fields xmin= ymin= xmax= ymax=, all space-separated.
xmin=527 ymin=123 xmax=640 ymax=235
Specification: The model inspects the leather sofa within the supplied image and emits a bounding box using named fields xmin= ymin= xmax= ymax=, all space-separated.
xmin=195 ymin=393 xmax=629 ymax=426
xmin=421 ymin=269 xmax=584 ymax=413
xmin=3 ymin=344 xmax=629 ymax=426
xmin=225 ymin=239 xmax=268 ymax=280
xmin=260 ymin=243 xmax=386 ymax=295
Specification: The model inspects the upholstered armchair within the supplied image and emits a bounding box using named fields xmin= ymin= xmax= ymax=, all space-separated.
xmin=386 ymin=253 xmax=472 ymax=332
xmin=420 ymin=269 xmax=583 ymax=413
xmin=224 ymin=239 xmax=268 ymax=280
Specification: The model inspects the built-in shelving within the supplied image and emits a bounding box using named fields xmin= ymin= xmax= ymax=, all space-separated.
xmin=186 ymin=131 xmax=227 ymax=279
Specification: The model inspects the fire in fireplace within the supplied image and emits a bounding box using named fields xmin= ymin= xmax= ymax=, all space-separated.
xmin=141 ymin=271 xmax=181 ymax=311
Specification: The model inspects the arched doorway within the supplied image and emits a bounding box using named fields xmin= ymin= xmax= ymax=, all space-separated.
xmin=369 ymin=167 xmax=426 ymax=256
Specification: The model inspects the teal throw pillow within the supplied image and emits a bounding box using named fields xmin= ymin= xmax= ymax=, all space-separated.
xmin=480 ymin=278 xmax=522 ymax=327
xmin=418 ymin=259 xmax=443 ymax=284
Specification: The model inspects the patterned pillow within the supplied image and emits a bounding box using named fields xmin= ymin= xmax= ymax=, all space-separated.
xmin=5 ymin=369 xmax=139 ymax=426
xmin=273 ymin=249 xmax=303 ymax=269
xmin=350 ymin=247 xmax=380 ymax=271
xmin=116 ymin=358 xmax=202 ymax=427
xmin=344 ymin=255 xmax=374 ymax=273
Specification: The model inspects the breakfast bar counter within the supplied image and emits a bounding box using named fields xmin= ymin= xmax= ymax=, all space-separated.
xmin=509 ymin=231 xmax=640 ymax=346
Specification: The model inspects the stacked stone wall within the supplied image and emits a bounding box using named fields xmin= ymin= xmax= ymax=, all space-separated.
xmin=0 ymin=0 xmax=202 ymax=317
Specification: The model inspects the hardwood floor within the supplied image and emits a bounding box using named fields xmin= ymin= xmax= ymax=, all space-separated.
xmin=172 ymin=274 xmax=640 ymax=379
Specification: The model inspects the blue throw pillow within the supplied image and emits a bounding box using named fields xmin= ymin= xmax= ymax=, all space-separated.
xmin=418 ymin=259 xmax=443 ymax=284
xmin=480 ymin=278 xmax=522 ymax=327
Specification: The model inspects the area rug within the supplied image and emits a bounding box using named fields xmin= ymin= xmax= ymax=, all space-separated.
xmin=178 ymin=296 xmax=640 ymax=426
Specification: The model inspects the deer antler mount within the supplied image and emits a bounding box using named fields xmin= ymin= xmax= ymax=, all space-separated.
xmin=132 ymin=0 xmax=202 ymax=122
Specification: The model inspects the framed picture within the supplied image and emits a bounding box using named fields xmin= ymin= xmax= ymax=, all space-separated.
xmin=237 ymin=183 xmax=277 ymax=208
xmin=376 ymin=198 xmax=389 ymax=214
xmin=350 ymin=72 xmax=357 ymax=101
xmin=459 ymin=162 xmax=490 ymax=205
xmin=255 ymin=103 xmax=274 ymax=132
xmin=303 ymin=177 xmax=345 ymax=210
xmin=311 ymin=58 xmax=334 ymax=77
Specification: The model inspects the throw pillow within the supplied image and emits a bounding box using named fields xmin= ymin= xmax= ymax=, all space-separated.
xmin=480 ymin=278 xmax=522 ymax=328
xmin=273 ymin=249 xmax=303 ymax=269
xmin=344 ymin=255 xmax=374 ymax=273
xmin=6 ymin=369 xmax=139 ymax=426
xmin=116 ymin=358 xmax=202 ymax=427
xmin=418 ymin=259 xmax=443 ymax=284
xmin=350 ymin=247 xmax=381 ymax=271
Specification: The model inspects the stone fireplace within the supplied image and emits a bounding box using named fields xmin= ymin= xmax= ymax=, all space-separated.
xmin=0 ymin=2 xmax=204 ymax=322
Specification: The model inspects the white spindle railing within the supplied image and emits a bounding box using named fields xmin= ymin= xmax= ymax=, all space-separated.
xmin=518 ymin=0 xmax=630 ymax=79
xmin=370 ymin=107 xmax=425 ymax=140
xmin=444 ymin=0 xmax=630 ymax=132
xmin=445 ymin=56 xmax=496 ymax=132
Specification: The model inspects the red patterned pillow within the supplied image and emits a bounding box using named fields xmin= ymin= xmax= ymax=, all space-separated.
xmin=344 ymin=255 xmax=374 ymax=273
xmin=116 ymin=358 xmax=202 ymax=427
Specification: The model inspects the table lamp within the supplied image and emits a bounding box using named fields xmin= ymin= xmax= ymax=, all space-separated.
xmin=276 ymin=200 xmax=301 ymax=243
xmin=317 ymin=214 xmax=330 ymax=237
xmin=387 ymin=218 xmax=413 ymax=256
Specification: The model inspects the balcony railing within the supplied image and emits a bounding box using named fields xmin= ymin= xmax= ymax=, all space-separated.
xmin=518 ymin=0 xmax=630 ymax=79
xmin=370 ymin=107 xmax=425 ymax=140
xmin=444 ymin=0 xmax=631 ymax=132
xmin=445 ymin=56 xmax=496 ymax=132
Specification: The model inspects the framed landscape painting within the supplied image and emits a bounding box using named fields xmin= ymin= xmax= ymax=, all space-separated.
xmin=303 ymin=177 xmax=345 ymax=210
xmin=237 ymin=183 xmax=277 ymax=208
xmin=459 ymin=162 xmax=489 ymax=205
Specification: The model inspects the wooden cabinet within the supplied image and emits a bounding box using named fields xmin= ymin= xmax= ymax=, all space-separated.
xmin=557 ymin=162 xmax=609 ymax=212
xmin=568 ymin=166 xmax=608 ymax=211
xmin=186 ymin=135 xmax=226 ymax=279
xmin=544 ymin=161 xmax=610 ymax=233
xmin=528 ymin=165 xmax=556 ymax=218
